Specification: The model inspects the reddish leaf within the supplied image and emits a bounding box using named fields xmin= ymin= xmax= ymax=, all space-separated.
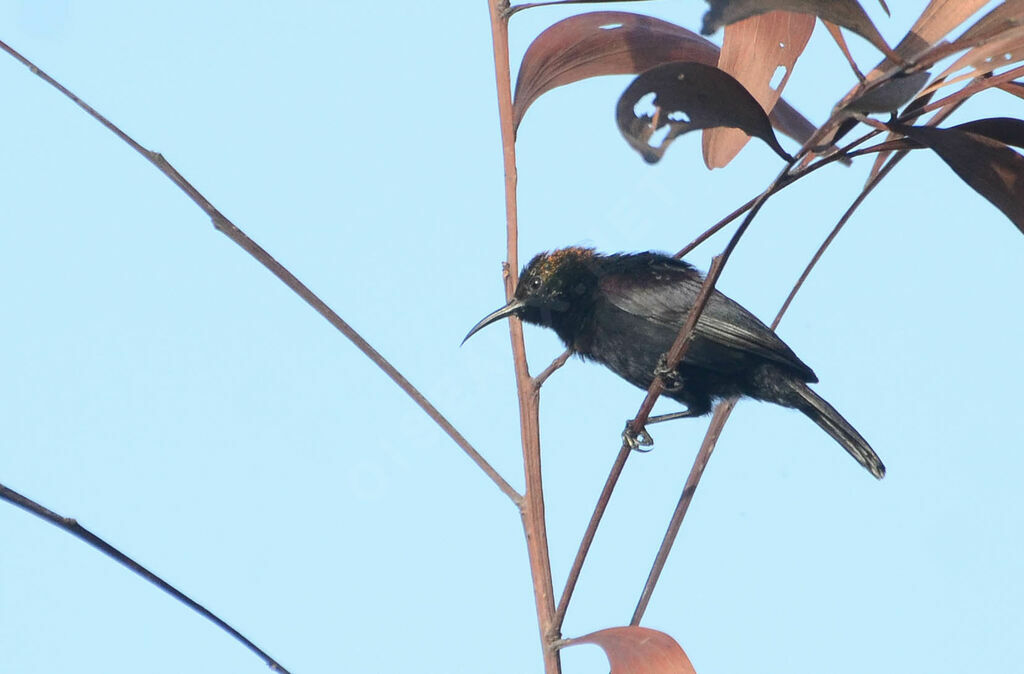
xmin=512 ymin=11 xmax=816 ymax=144
xmin=954 ymin=1 xmax=1024 ymax=48
xmin=893 ymin=122 xmax=1024 ymax=233
xmin=701 ymin=0 xmax=894 ymax=57
xmin=934 ymin=30 xmax=1024 ymax=85
xmin=886 ymin=0 xmax=990 ymax=65
xmin=704 ymin=11 xmax=814 ymax=168
xmin=617 ymin=61 xmax=793 ymax=164
xmin=513 ymin=12 xmax=720 ymax=130
xmin=566 ymin=626 xmax=696 ymax=674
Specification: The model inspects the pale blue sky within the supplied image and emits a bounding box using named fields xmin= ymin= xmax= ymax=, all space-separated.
xmin=1 ymin=2 xmax=1022 ymax=673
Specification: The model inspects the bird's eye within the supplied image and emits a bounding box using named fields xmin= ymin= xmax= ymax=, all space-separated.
xmin=529 ymin=277 xmax=542 ymax=290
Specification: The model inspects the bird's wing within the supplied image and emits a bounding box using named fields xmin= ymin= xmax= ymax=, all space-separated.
xmin=598 ymin=261 xmax=817 ymax=381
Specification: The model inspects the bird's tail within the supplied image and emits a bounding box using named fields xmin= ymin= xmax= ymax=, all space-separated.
xmin=785 ymin=380 xmax=885 ymax=479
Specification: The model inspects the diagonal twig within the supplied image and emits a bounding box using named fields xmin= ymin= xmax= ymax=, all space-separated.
xmin=0 ymin=482 xmax=290 ymax=673
xmin=630 ymin=398 xmax=737 ymax=624
xmin=0 ymin=38 xmax=519 ymax=506
xmin=0 ymin=35 xmax=523 ymax=672
xmin=628 ymin=82 xmax=975 ymax=626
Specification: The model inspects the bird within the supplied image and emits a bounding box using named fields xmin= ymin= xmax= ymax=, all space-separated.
xmin=463 ymin=247 xmax=885 ymax=479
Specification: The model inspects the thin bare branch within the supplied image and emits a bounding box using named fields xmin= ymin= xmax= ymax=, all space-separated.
xmin=629 ymin=89 xmax=979 ymax=630
xmin=0 ymin=39 xmax=521 ymax=506
xmin=533 ymin=348 xmax=573 ymax=390
xmin=559 ymin=108 xmax=892 ymax=629
xmin=773 ymin=172 xmax=891 ymax=326
xmin=912 ymin=63 xmax=1024 ymax=117
xmin=624 ymin=67 xmax=977 ymax=627
xmin=556 ymin=251 xmax=738 ymax=630
xmin=0 ymin=482 xmax=290 ymax=673
xmin=674 ymin=196 xmax=758 ymax=259
xmin=824 ymin=20 xmax=866 ymax=81
xmin=630 ymin=398 xmax=737 ymax=624
xmin=777 ymin=89 xmax=971 ymax=329
xmin=554 ymin=441 xmax=631 ymax=629
xmin=626 ymin=156 xmax=794 ymax=443
xmin=486 ymin=1 xmax=561 ymax=670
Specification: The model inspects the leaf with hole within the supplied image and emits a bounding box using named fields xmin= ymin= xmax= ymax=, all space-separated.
xmin=512 ymin=11 xmax=815 ymax=144
xmin=705 ymin=11 xmax=814 ymax=168
xmin=565 ymin=626 xmax=697 ymax=674
xmin=514 ymin=12 xmax=720 ymax=130
xmin=932 ymin=30 xmax=1024 ymax=87
xmin=891 ymin=120 xmax=1024 ymax=233
xmin=701 ymin=0 xmax=894 ymax=57
xmin=617 ymin=61 xmax=793 ymax=163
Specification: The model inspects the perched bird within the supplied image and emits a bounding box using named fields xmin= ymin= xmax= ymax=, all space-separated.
xmin=463 ymin=247 xmax=885 ymax=479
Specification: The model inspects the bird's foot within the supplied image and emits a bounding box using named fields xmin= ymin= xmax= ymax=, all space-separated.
xmin=654 ymin=355 xmax=684 ymax=392
xmin=622 ymin=422 xmax=655 ymax=452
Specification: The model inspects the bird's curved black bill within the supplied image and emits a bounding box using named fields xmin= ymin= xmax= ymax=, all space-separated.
xmin=461 ymin=299 xmax=526 ymax=345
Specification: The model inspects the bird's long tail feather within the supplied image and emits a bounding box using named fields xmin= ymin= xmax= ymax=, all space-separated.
xmin=787 ymin=381 xmax=885 ymax=479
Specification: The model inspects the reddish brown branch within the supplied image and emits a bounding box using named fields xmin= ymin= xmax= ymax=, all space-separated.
xmin=630 ymin=398 xmax=737 ymax=624
xmin=486 ymin=1 xmax=561 ymax=671
xmin=627 ymin=63 xmax=984 ymax=626
xmin=0 ymin=35 xmax=527 ymax=673
xmin=556 ymin=185 xmax=777 ymax=629
xmin=553 ymin=442 xmax=630 ymax=629
xmin=0 ymin=39 xmax=520 ymax=505
xmin=533 ymin=348 xmax=573 ymax=390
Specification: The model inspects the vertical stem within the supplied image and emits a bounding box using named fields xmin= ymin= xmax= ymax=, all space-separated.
xmin=486 ymin=2 xmax=560 ymax=671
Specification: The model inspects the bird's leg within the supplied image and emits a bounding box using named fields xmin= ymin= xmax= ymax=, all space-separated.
xmin=626 ymin=360 xmax=707 ymax=450
xmin=622 ymin=422 xmax=655 ymax=452
xmin=654 ymin=355 xmax=684 ymax=392
xmin=622 ymin=405 xmax=704 ymax=450
xmin=647 ymin=408 xmax=702 ymax=424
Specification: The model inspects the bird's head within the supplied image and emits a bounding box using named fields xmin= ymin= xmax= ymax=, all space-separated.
xmin=462 ymin=247 xmax=599 ymax=345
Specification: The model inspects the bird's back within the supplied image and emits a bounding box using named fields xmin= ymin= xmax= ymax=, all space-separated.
xmin=582 ymin=253 xmax=817 ymax=389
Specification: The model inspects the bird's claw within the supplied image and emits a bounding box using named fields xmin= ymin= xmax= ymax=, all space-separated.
xmin=654 ymin=355 xmax=684 ymax=392
xmin=622 ymin=423 xmax=655 ymax=452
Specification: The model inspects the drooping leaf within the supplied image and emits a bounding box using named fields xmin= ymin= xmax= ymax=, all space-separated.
xmin=767 ymin=95 xmax=816 ymax=144
xmin=566 ymin=626 xmax=697 ymax=674
xmin=701 ymin=0 xmax=894 ymax=57
xmin=617 ymin=61 xmax=793 ymax=163
xmin=892 ymin=121 xmax=1024 ymax=233
xmin=952 ymin=117 xmax=1024 ymax=150
xmin=704 ymin=11 xmax=814 ymax=168
xmin=512 ymin=10 xmax=815 ymax=145
xmin=513 ymin=12 xmax=720 ymax=130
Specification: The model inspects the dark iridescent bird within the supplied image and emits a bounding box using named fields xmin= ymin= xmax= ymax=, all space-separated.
xmin=464 ymin=247 xmax=885 ymax=479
